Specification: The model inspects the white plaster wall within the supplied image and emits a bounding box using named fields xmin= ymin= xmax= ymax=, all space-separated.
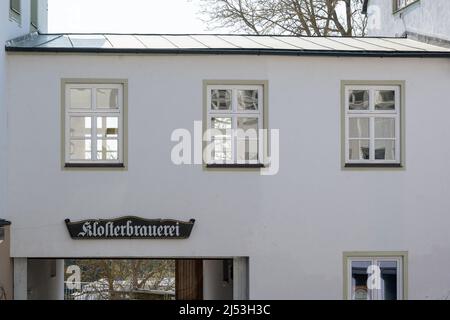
xmin=367 ymin=0 xmax=450 ymax=40
xmin=203 ymin=260 xmax=233 ymax=300
xmin=27 ymin=259 xmax=64 ymax=300
xmin=5 ymin=53 xmax=450 ymax=300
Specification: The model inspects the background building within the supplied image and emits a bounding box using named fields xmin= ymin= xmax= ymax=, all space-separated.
xmin=364 ymin=0 xmax=450 ymax=45
xmin=0 ymin=0 xmax=48 ymax=300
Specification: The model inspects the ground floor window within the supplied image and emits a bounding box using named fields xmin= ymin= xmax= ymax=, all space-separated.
xmin=344 ymin=252 xmax=407 ymax=300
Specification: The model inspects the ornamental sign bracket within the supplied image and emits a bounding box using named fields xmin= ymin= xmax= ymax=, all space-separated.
xmin=65 ymin=217 xmax=195 ymax=240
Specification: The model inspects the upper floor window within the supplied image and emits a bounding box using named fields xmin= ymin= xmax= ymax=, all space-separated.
xmin=393 ymin=0 xmax=419 ymax=12
xmin=63 ymin=81 xmax=126 ymax=168
xmin=344 ymin=253 xmax=407 ymax=300
xmin=343 ymin=84 xmax=402 ymax=167
xmin=31 ymin=0 xmax=39 ymax=31
xmin=10 ymin=0 xmax=21 ymax=23
xmin=205 ymin=83 xmax=265 ymax=167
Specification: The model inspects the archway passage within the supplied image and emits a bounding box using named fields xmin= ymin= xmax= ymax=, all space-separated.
xmin=61 ymin=258 xmax=234 ymax=300
xmin=16 ymin=257 xmax=248 ymax=300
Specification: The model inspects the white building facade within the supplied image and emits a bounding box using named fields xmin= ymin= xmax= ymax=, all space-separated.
xmin=2 ymin=1 xmax=450 ymax=301
xmin=3 ymin=30 xmax=450 ymax=300
xmin=364 ymin=0 xmax=450 ymax=44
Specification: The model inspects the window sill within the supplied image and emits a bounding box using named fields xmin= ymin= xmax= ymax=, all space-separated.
xmin=206 ymin=163 xmax=265 ymax=169
xmin=345 ymin=163 xmax=403 ymax=168
xmin=65 ymin=163 xmax=125 ymax=169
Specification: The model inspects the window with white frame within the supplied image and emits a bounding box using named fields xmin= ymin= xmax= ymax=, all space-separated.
xmin=64 ymin=83 xmax=124 ymax=166
xmin=344 ymin=85 xmax=401 ymax=166
xmin=346 ymin=255 xmax=405 ymax=300
xmin=394 ymin=0 xmax=419 ymax=12
xmin=206 ymin=85 xmax=264 ymax=166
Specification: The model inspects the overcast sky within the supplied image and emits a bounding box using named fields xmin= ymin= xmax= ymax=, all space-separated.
xmin=48 ymin=0 xmax=226 ymax=33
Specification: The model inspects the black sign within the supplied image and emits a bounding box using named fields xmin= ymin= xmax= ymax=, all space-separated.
xmin=65 ymin=217 xmax=195 ymax=240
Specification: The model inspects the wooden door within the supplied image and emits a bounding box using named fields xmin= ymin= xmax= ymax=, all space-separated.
xmin=175 ymin=260 xmax=203 ymax=300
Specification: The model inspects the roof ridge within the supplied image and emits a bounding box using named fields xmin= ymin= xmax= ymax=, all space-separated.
xmin=35 ymin=31 xmax=408 ymax=39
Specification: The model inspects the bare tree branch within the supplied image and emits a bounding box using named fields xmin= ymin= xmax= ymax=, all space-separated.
xmin=199 ymin=0 xmax=367 ymax=36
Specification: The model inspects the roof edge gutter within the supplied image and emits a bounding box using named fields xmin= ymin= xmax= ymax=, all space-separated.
xmin=5 ymin=46 xmax=450 ymax=58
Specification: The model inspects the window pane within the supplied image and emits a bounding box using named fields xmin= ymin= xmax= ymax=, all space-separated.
xmin=237 ymin=117 xmax=258 ymax=132
xmin=375 ymin=140 xmax=396 ymax=160
xmin=211 ymin=117 xmax=232 ymax=133
xmin=349 ymin=140 xmax=370 ymax=160
xmin=237 ymin=90 xmax=258 ymax=111
xmin=237 ymin=139 xmax=258 ymax=162
xmin=70 ymin=140 xmax=91 ymax=160
xmin=237 ymin=117 xmax=259 ymax=162
xmin=97 ymin=139 xmax=118 ymax=160
xmin=70 ymin=117 xmax=91 ymax=138
xmin=379 ymin=261 xmax=398 ymax=300
xmin=349 ymin=118 xmax=369 ymax=138
xmin=351 ymin=261 xmax=371 ymax=300
xmin=212 ymin=138 xmax=232 ymax=161
xmin=211 ymin=90 xmax=231 ymax=111
xmin=97 ymin=88 xmax=119 ymax=109
xmin=211 ymin=117 xmax=232 ymax=161
xmin=375 ymin=90 xmax=395 ymax=110
xmin=375 ymin=118 xmax=395 ymax=138
xmin=349 ymin=90 xmax=369 ymax=110
xmin=70 ymin=88 xmax=91 ymax=109
xmin=97 ymin=117 xmax=119 ymax=138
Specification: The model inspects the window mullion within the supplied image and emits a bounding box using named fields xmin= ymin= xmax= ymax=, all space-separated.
xmin=91 ymin=88 xmax=96 ymax=161
xmin=376 ymin=259 xmax=382 ymax=301
xmin=398 ymin=258 xmax=403 ymax=300
xmin=232 ymin=116 xmax=237 ymax=164
xmin=91 ymin=116 xmax=97 ymax=161
xmin=370 ymin=117 xmax=375 ymax=161
xmin=396 ymin=113 xmax=401 ymax=163
xmin=232 ymin=89 xmax=237 ymax=164
xmin=345 ymin=116 xmax=349 ymax=163
xmin=66 ymin=113 xmax=70 ymax=163
xmin=258 ymin=113 xmax=263 ymax=164
xmin=370 ymin=258 xmax=377 ymax=301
